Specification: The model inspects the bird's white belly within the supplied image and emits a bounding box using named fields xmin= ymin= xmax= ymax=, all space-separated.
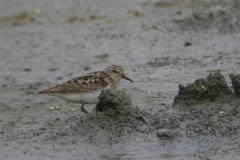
xmin=50 ymin=91 xmax=101 ymax=104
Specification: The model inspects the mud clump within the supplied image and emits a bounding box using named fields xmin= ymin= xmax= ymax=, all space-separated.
xmin=59 ymin=89 xmax=153 ymax=143
xmin=174 ymin=73 xmax=240 ymax=137
xmin=96 ymin=89 xmax=147 ymax=123
xmin=174 ymin=73 xmax=233 ymax=107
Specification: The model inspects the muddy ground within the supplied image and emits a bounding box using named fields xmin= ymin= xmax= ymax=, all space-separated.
xmin=1 ymin=0 xmax=240 ymax=159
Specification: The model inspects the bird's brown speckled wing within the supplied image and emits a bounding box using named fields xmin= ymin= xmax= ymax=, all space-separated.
xmin=38 ymin=72 xmax=112 ymax=94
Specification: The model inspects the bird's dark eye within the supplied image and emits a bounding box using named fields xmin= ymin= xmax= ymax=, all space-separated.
xmin=113 ymin=70 xmax=117 ymax=73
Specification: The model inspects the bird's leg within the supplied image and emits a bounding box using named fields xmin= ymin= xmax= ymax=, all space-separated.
xmin=80 ymin=104 xmax=89 ymax=114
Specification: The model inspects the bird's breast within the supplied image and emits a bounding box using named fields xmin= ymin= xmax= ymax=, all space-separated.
xmin=50 ymin=91 xmax=101 ymax=104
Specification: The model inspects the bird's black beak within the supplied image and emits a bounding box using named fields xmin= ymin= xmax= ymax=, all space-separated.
xmin=122 ymin=74 xmax=134 ymax=82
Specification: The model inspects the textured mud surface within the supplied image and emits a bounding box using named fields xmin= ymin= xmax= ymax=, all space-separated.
xmin=1 ymin=0 xmax=240 ymax=159
xmin=2 ymin=74 xmax=240 ymax=159
xmin=174 ymin=73 xmax=233 ymax=106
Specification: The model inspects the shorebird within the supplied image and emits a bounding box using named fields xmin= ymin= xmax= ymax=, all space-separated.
xmin=38 ymin=65 xmax=133 ymax=113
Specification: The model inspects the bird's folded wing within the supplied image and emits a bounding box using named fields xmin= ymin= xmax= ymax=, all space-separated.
xmin=38 ymin=73 xmax=110 ymax=94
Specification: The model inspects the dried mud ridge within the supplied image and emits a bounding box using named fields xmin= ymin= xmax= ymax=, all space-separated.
xmin=34 ymin=72 xmax=240 ymax=144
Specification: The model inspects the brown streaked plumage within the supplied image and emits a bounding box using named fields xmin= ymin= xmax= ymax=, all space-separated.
xmin=38 ymin=65 xmax=133 ymax=113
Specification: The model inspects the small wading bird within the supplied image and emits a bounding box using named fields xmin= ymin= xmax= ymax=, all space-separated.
xmin=38 ymin=65 xmax=134 ymax=113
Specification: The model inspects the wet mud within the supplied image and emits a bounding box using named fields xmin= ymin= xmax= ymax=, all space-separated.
xmin=2 ymin=73 xmax=240 ymax=159
xmin=1 ymin=0 xmax=240 ymax=159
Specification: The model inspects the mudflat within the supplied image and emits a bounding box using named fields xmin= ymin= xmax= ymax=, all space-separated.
xmin=1 ymin=0 xmax=240 ymax=159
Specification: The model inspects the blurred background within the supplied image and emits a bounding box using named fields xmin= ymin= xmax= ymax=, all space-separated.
xmin=1 ymin=0 xmax=240 ymax=93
